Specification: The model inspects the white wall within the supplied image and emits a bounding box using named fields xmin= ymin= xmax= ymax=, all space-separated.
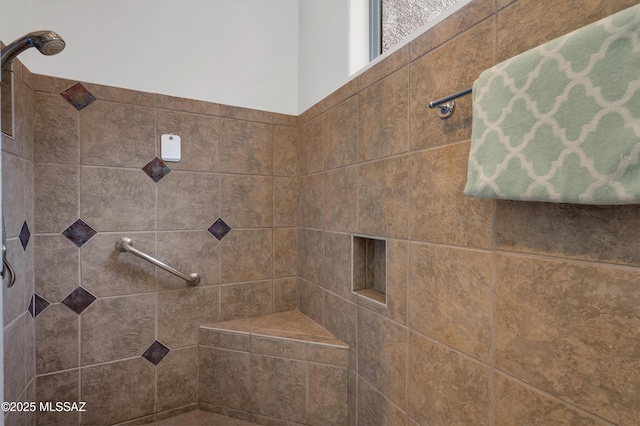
xmin=1 ymin=0 xmax=300 ymax=115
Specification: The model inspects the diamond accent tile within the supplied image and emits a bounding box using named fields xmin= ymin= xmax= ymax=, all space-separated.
xmin=60 ymin=82 xmax=96 ymax=110
xmin=142 ymin=340 xmax=170 ymax=365
xmin=208 ymin=218 xmax=232 ymax=241
xmin=61 ymin=286 xmax=97 ymax=314
xmin=62 ymin=219 xmax=97 ymax=248
xmin=19 ymin=221 xmax=30 ymax=250
xmin=142 ymin=157 xmax=171 ymax=182
xmin=28 ymin=293 xmax=51 ymax=318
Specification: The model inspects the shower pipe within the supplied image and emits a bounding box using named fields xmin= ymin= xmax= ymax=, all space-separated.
xmin=115 ymin=237 xmax=201 ymax=286
xmin=1 ymin=30 xmax=65 ymax=287
xmin=428 ymin=87 xmax=472 ymax=118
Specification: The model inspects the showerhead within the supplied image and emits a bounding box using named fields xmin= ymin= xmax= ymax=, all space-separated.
xmin=1 ymin=30 xmax=65 ymax=71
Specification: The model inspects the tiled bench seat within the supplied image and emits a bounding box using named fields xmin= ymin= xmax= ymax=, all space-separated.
xmin=198 ymin=310 xmax=349 ymax=426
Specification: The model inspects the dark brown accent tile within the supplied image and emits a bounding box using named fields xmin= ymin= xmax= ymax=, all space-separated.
xmin=408 ymin=331 xmax=491 ymax=425
xmin=141 ymin=340 xmax=170 ymax=365
xmin=157 ymin=171 xmax=219 ymax=230
xmin=274 ymin=177 xmax=298 ymax=227
xmin=324 ymin=166 xmax=357 ymax=232
xmin=324 ymin=97 xmax=357 ymax=170
xmin=80 ymin=101 xmax=155 ymax=167
xmin=274 ymin=125 xmax=298 ymax=177
xmin=60 ymin=82 xmax=96 ymax=110
xmin=157 ymin=109 xmax=219 ymax=172
xmin=410 ymin=142 xmax=494 ymax=247
xmin=409 ymin=243 xmax=493 ymax=361
xmin=61 ymin=218 xmax=97 ymax=248
xmin=358 ymin=67 xmax=409 ymax=161
xmin=221 ymin=175 xmax=273 ymax=228
xmin=358 ymin=156 xmax=409 ymax=239
xmin=220 ymin=229 xmax=272 ymax=284
xmin=299 ymin=173 xmax=323 ymax=229
xmin=409 ymin=0 xmax=495 ymax=61
xmin=220 ymin=280 xmax=273 ymax=322
xmin=409 ymin=19 xmax=495 ymax=150
xmin=219 ymin=119 xmax=273 ymax=175
xmin=34 ymin=163 xmax=78 ymax=234
xmin=358 ymin=45 xmax=409 ymax=90
xmin=299 ymin=115 xmax=324 ymax=175
xmin=81 ymin=358 xmax=155 ymax=425
xmin=358 ymin=306 xmax=407 ymax=408
xmin=496 ymin=201 xmax=640 ymax=266
xmin=34 ymin=91 xmax=78 ymax=164
xmin=61 ymin=286 xmax=96 ymax=314
xmin=496 ymin=254 xmax=640 ymax=425
xmin=141 ymin=157 xmax=171 ymax=182
xmin=208 ymin=218 xmax=232 ymax=241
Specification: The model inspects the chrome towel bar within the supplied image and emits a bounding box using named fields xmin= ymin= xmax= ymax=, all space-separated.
xmin=115 ymin=237 xmax=201 ymax=286
xmin=429 ymin=87 xmax=472 ymax=118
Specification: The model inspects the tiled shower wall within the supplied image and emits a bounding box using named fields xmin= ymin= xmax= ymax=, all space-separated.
xmin=4 ymin=64 xmax=298 ymax=425
xmin=298 ymin=0 xmax=640 ymax=425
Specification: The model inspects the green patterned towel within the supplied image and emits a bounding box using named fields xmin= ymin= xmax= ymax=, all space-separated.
xmin=465 ymin=4 xmax=640 ymax=205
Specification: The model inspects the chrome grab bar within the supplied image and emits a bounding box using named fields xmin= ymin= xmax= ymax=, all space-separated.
xmin=115 ymin=237 xmax=201 ymax=286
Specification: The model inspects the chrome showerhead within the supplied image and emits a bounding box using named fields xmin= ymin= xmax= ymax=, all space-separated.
xmin=1 ymin=30 xmax=65 ymax=71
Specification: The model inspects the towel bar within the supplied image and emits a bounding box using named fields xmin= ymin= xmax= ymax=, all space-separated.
xmin=429 ymin=87 xmax=472 ymax=118
xmin=115 ymin=237 xmax=201 ymax=286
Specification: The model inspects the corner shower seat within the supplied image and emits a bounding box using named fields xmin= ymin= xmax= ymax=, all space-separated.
xmin=198 ymin=309 xmax=349 ymax=425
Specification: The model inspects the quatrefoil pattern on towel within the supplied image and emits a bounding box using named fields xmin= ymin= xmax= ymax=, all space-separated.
xmin=465 ymin=4 xmax=640 ymax=205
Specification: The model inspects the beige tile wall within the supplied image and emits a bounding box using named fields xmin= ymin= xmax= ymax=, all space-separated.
xmin=298 ymin=0 xmax=640 ymax=425
xmin=21 ymin=69 xmax=298 ymax=424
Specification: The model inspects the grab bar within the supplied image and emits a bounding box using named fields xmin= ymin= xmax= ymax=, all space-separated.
xmin=115 ymin=237 xmax=201 ymax=286
xmin=429 ymin=87 xmax=472 ymax=118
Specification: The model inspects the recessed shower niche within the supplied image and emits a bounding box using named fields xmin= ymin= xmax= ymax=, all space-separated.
xmin=352 ymin=235 xmax=387 ymax=304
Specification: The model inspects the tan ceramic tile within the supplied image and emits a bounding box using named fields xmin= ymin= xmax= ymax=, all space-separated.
xmin=157 ymin=93 xmax=220 ymax=115
xmin=274 ymin=113 xmax=298 ymax=127
xmin=358 ymin=376 xmax=407 ymax=426
xmin=299 ymin=173 xmax=323 ymax=229
xmin=36 ymin=303 xmax=78 ymax=374
xmin=158 ymin=286 xmax=220 ymax=348
xmin=409 ymin=142 xmax=494 ymax=248
xmin=4 ymin=314 xmax=26 ymax=401
xmin=324 ymin=96 xmax=357 ymax=169
xmin=199 ymin=346 xmax=251 ymax=410
xmin=249 ymin=335 xmax=307 ymax=360
xmin=81 ymin=293 xmax=155 ymax=365
xmin=299 ymin=101 xmax=324 ymax=127
xmin=81 ymin=233 xmax=156 ymax=297
xmin=320 ymin=79 xmax=358 ymax=113
xmin=81 ymin=357 xmax=155 ymax=425
xmin=30 ymin=73 xmax=77 ymax=94
xmin=497 ymin=0 xmax=640 ymax=62
xmin=274 ymin=228 xmax=297 ymax=278
xmin=358 ymin=306 xmax=407 ymax=408
xmin=80 ymin=167 xmax=155 ymax=232
xmin=298 ymin=278 xmax=324 ymax=326
xmin=257 ymin=309 xmax=319 ymax=335
xmin=274 ymin=125 xmax=298 ymax=177
xmin=157 ymin=109 xmax=219 ymax=172
xmin=298 ymin=229 xmax=323 ymax=285
xmin=157 ymin=347 xmax=199 ymax=412
xmin=220 ymin=229 xmax=272 ymax=284
xmin=273 ymin=277 xmax=297 ymax=313
xmin=157 ymin=171 xmax=219 ymax=230
xmin=323 ymin=232 xmax=355 ymax=301
xmin=358 ymin=46 xmax=409 ymax=90
xmin=324 ymin=166 xmax=357 ymax=232
xmin=3 ymin=153 xmax=26 ymax=237
xmin=219 ymin=119 xmax=273 ymax=175
xmin=3 ymin=239 xmax=26 ymax=326
xmin=496 ymin=254 xmax=640 ymax=425
xmin=321 ymin=292 xmax=356 ymax=363
xmin=33 ymin=91 xmax=78 ymax=164
xmin=220 ymin=105 xmax=273 ymax=123
xmin=358 ymin=156 xmax=409 ymax=239
xmin=274 ymin=177 xmax=298 ymax=227
xmin=204 ymin=314 xmax=272 ymax=333
xmin=36 ymin=370 xmax=79 ymax=426
xmin=219 ymin=281 xmax=273 ymax=321
xmin=496 ymin=201 xmax=640 ymax=266
xmin=409 ymin=20 xmax=494 ymax=150
xmin=358 ymin=67 xmax=409 ymax=161
xmin=221 ymin=174 xmax=272 ymax=228
xmin=307 ymin=341 xmax=349 ymax=366
xmin=249 ymin=354 xmax=307 ymax=423
xmin=308 ymin=364 xmax=348 ymax=425
xmin=409 ymin=243 xmax=493 ymax=361
xmin=495 ymin=373 xmax=609 ymax=426
xmin=299 ymin=115 xmax=324 ymax=175
xmin=409 ymin=0 xmax=494 ymax=61
xmin=34 ymin=163 xmax=78 ymax=233
xmin=408 ymin=331 xmax=491 ymax=425
xmin=82 ymin=82 xmax=155 ymax=106
xmin=200 ymin=328 xmax=250 ymax=351
xmin=80 ymin=101 xmax=155 ymax=167
xmin=157 ymin=230 xmax=220 ymax=289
